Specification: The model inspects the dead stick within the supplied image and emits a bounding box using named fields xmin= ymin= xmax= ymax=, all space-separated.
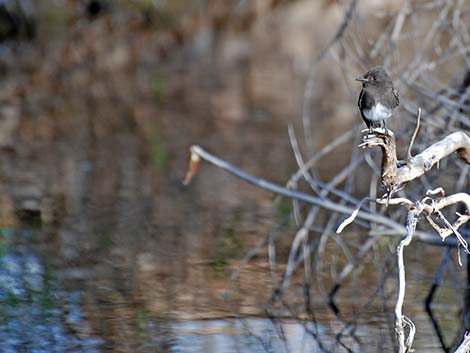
xmin=407 ymin=108 xmax=421 ymax=160
xmin=184 ymin=145 xmax=454 ymax=244
xmin=395 ymin=209 xmax=419 ymax=353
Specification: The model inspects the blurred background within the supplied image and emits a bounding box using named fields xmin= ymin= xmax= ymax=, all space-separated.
xmin=0 ymin=0 xmax=469 ymax=352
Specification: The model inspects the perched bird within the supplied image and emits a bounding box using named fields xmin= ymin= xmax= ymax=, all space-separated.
xmin=356 ymin=66 xmax=399 ymax=132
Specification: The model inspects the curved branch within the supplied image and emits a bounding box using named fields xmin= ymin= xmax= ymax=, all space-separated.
xmin=398 ymin=131 xmax=470 ymax=183
xmin=361 ymin=131 xmax=470 ymax=189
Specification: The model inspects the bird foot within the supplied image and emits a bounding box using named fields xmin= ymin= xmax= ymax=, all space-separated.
xmin=361 ymin=127 xmax=390 ymax=136
xmin=361 ymin=128 xmax=376 ymax=136
xmin=359 ymin=135 xmax=386 ymax=148
xmin=372 ymin=127 xmax=389 ymax=135
xmin=361 ymin=127 xmax=393 ymax=138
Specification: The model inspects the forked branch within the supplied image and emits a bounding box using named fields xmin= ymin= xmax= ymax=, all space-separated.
xmin=360 ymin=130 xmax=470 ymax=191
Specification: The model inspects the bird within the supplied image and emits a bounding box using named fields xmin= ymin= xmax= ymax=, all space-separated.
xmin=356 ymin=66 xmax=399 ymax=132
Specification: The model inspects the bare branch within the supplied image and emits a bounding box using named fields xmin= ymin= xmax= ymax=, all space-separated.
xmin=186 ymin=145 xmax=469 ymax=247
xmin=407 ymin=108 xmax=421 ymax=160
xmin=183 ymin=149 xmax=201 ymax=185
xmin=185 ymin=145 xmax=406 ymax=234
xmin=362 ymin=131 xmax=470 ymax=189
xmin=336 ymin=197 xmax=369 ymax=234
xmin=395 ymin=209 xmax=419 ymax=353
xmin=287 ymin=130 xmax=353 ymax=188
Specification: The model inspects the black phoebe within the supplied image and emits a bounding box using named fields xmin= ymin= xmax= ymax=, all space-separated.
xmin=356 ymin=66 xmax=399 ymax=131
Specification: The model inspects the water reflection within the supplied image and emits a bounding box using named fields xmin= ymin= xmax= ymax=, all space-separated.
xmin=0 ymin=226 xmax=466 ymax=353
xmin=171 ymin=319 xmax=322 ymax=353
xmin=0 ymin=230 xmax=103 ymax=353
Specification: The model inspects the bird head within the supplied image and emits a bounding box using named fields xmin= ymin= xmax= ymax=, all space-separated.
xmin=355 ymin=66 xmax=393 ymax=87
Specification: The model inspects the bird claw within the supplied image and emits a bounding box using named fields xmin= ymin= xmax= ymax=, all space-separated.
xmin=359 ymin=137 xmax=386 ymax=148
xmin=372 ymin=127 xmax=389 ymax=135
xmin=361 ymin=127 xmax=391 ymax=136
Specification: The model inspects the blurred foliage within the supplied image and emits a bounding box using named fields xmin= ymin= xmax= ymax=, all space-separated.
xmin=37 ymin=0 xmax=68 ymax=36
xmin=4 ymin=290 xmax=20 ymax=307
xmin=275 ymin=199 xmax=292 ymax=223
xmin=136 ymin=307 xmax=151 ymax=335
xmin=151 ymin=73 xmax=167 ymax=101
xmin=151 ymin=137 xmax=169 ymax=169
xmin=209 ymin=220 xmax=244 ymax=274
xmin=97 ymin=229 xmax=114 ymax=250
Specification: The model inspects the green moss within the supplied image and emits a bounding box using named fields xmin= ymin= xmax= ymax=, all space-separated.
xmin=152 ymin=75 xmax=167 ymax=101
xmin=136 ymin=307 xmax=151 ymax=336
xmin=39 ymin=290 xmax=53 ymax=311
xmin=377 ymin=235 xmax=395 ymax=248
xmin=151 ymin=138 xmax=169 ymax=169
xmin=273 ymin=199 xmax=294 ymax=233
xmin=37 ymin=1 xmax=69 ymax=36
xmin=4 ymin=290 xmax=21 ymax=307
xmin=0 ymin=241 xmax=9 ymax=259
xmin=209 ymin=256 xmax=227 ymax=274
xmin=209 ymin=222 xmax=244 ymax=274
xmin=98 ymin=229 xmax=114 ymax=250
xmin=122 ymin=0 xmax=197 ymax=14
xmin=39 ymin=265 xmax=57 ymax=313
xmin=276 ymin=200 xmax=292 ymax=220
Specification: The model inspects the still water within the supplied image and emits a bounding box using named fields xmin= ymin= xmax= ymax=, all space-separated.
xmin=0 ymin=227 xmax=465 ymax=353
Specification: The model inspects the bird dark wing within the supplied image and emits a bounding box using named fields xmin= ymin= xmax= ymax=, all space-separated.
xmin=358 ymin=89 xmax=363 ymax=111
xmin=358 ymin=89 xmax=375 ymax=111
xmin=358 ymin=89 xmax=375 ymax=128
xmin=392 ymin=87 xmax=399 ymax=107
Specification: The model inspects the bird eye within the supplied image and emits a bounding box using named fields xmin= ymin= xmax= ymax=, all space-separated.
xmin=371 ymin=76 xmax=376 ymax=81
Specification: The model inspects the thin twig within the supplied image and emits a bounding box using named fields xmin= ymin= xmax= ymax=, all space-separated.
xmin=282 ymin=208 xmax=318 ymax=291
xmin=336 ymin=197 xmax=370 ymax=234
xmin=301 ymin=0 xmax=358 ymax=160
xmin=186 ymin=145 xmax=467 ymax=245
xmin=407 ymin=108 xmax=422 ymax=160
xmin=286 ymin=131 xmax=353 ymax=189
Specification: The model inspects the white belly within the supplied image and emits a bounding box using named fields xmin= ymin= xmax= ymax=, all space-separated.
xmin=364 ymin=103 xmax=392 ymax=122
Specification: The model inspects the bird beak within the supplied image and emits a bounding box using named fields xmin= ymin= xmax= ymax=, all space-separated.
xmin=355 ymin=76 xmax=368 ymax=83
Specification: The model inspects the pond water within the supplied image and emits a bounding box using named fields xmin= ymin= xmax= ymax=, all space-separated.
xmin=0 ymin=226 xmax=466 ymax=353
